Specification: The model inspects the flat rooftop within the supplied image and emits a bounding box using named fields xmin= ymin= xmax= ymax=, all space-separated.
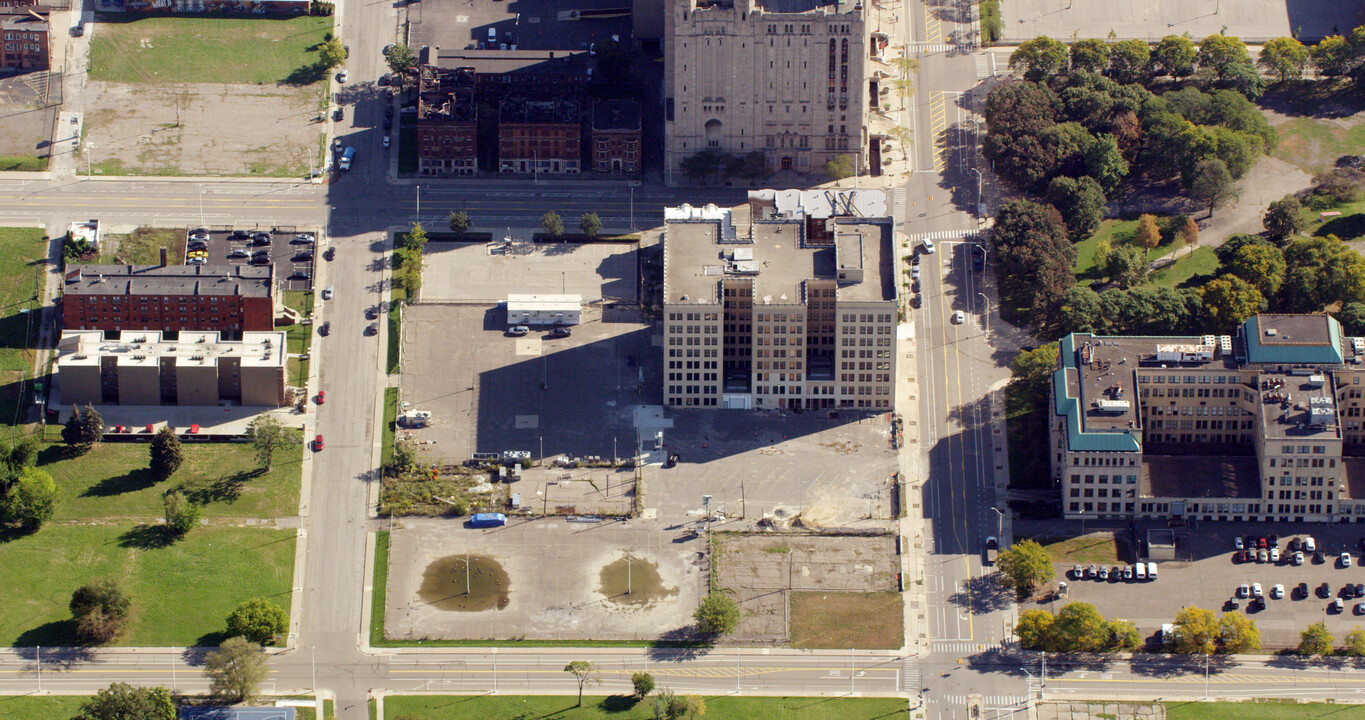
xmin=57 ymin=329 xmax=287 ymax=368
xmin=1344 ymin=457 xmax=1365 ymax=500
xmin=1064 ymin=335 xmax=1141 ymax=433
xmin=433 ymin=50 xmax=589 ymax=77
xmin=750 ymin=188 xmax=887 ymax=219
xmin=1258 ymin=371 xmax=1340 ymax=439
xmin=833 ymin=222 xmax=894 ymax=303
xmin=592 ymin=99 xmax=641 ymax=131
xmin=663 ymin=221 xmax=724 ymax=305
xmin=64 ymin=265 xmax=273 ymax=298
xmin=1141 ymin=455 xmax=1261 ymax=499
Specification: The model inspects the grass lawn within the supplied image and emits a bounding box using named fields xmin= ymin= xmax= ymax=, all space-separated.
xmin=1167 ymin=700 xmax=1365 ymax=720
xmin=1039 ymin=532 xmax=1125 ymax=565
xmin=0 ymin=695 xmax=87 ymax=719
xmin=0 ymin=156 xmax=47 ymax=172
xmin=789 ymin=591 xmax=903 ymax=649
xmin=0 ymin=524 xmax=294 ymax=647
xmin=371 ymin=530 xmax=389 ymax=646
xmin=90 ymin=15 xmax=335 ymax=85
xmin=382 ymin=387 xmax=398 ymax=467
xmin=284 ymin=290 xmax=315 ymax=387
xmin=384 ymin=695 xmax=909 ymax=720
xmin=1074 ymin=218 xmax=1184 ymax=285
xmin=1272 ymin=116 xmax=1365 ymax=175
xmin=82 ymin=226 xmax=185 ymax=266
xmin=39 ymin=438 xmax=302 ymax=522
xmin=1310 ymin=200 xmax=1365 ymax=241
xmin=0 ymin=228 xmax=45 ymax=428
xmin=387 ymin=286 xmax=406 ymax=374
xmin=1149 ymin=246 xmax=1220 ymax=289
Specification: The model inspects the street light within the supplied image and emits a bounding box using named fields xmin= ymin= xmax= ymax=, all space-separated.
xmin=978 ymin=292 xmax=991 ymax=333
xmin=990 ymin=506 xmax=1003 ymax=539
xmin=970 ymin=167 xmax=983 ymax=219
xmin=415 ymin=185 xmax=421 ymax=223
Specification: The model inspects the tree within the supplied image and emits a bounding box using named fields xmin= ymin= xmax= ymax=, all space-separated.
xmin=70 ymin=580 xmax=130 ymax=644
xmin=1135 ymin=213 xmax=1161 ymax=255
xmin=62 ymin=404 xmax=103 ymax=452
xmin=1263 ymin=195 xmax=1306 ymax=242
xmin=541 ymin=211 xmax=564 ymax=237
xmin=996 ymin=539 xmax=1054 ymax=595
xmin=1202 ymin=275 xmax=1265 ymax=330
xmin=1189 ymin=158 xmax=1235 ymax=216
xmin=1258 ymin=37 xmax=1309 ymax=81
xmin=319 ymin=37 xmax=346 ymax=70
xmin=1344 ymin=625 xmax=1365 ymax=656
xmin=1171 ymin=606 xmax=1219 ymax=654
xmin=1280 ymin=236 xmax=1365 ymax=312
xmin=245 ymin=415 xmax=298 ymax=471
xmin=991 ymin=200 xmax=1076 ymax=327
xmin=1198 ymin=34 xmax=1253 ymax=80
xmin=1337 ymin=303 xmax=1365 ymax=337
xmin=391 ymin=439 xmax=419 ymax=474
xmin=1299 ymin=621 xmax=1334 ymax=655
xmin=1046 ymin=176 xmax=1106 ymax=242
xmin=0 ymin=436 xmax=37 ymax=485
xmin=632 ymin=671 xmax=656 ymax=698
xmin=580 ymin=213 xmax=603 ymax=238
xmin=383 ymin=43 xmax=417 ymax=87
xmin=1083 ymin=132 xmax=1129 ymax=195
xmin=1010 ymin=36 xmax=1069 ymax=81
xmin=1051 ymin=602 xmax=1111 ymax=652
xmin=400 ymin=222 xmax=428 ymax=253
xmin=1178 ymin=217 xmax=1200 ymax=250
xmin=824 ymin=154 xmax=855 ymax=180
xmin=1153 ymin=35 xmax=1197 ymax=77
xmin=226 ymin=597 xmax=288 ymax=646
xmin=447 ymin=211 xmax=471 ymax=239
xmin=694 ymin=591 xmax=741 ymax=635
xmin=1015 ymin=609 xmax=1055 ymax=650
xmin=1070 ymin=39 xmax=1110 ymax=74
xmin=680 ymin=151 xmax=724 ymax=182
xmin=1220 ymin=612 xmax=1260 ymax=653
xmin=149 ymin=427 xmax=183 ymax=480
xmin=1311 ymin=34 xmax=1353 ymax=78
xmin=685 ymin=696 xmax=707 ymax=719
xmin=206 ymin=636 xmax=269 ymax=702
xmin=1107 ymin=39 xmax=1151 ymax=84
xmin=6 ymin=466 xmax=56 ymax=531
xmin=163 ymin=490 xmax=201 ymax=536
xmin=1225 ymin=243 xmax=1286 ymax=299
xmin=1110 ymin=619 xmax=1141 ymax=651
xmin=400 ymin=265 xmax=423 ymax=298
xmin=75 ymin=683 xmax=176 ymax=720
xmin=1103 ymin=245 xmax=1148 ymax=289
xmin=653 ymin=688 xmax=687 ymax=720
xmin=564 ymin=660 xmax=599 ymax=707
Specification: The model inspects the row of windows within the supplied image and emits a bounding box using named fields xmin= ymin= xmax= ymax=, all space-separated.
xmin=1070 ymin=488 xmax=1137 ymax=498
xmin=669 ymin=312 xmax=721 ymax=321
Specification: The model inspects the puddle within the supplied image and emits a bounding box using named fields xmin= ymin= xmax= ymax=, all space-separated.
xmin=418 ymin=554 xmax=510 ymax=611
xmin=598 ymin=554 xmax=678 ymax=606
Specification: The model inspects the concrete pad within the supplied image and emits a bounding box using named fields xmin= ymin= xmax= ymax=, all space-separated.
xmin=1000 ymin=0 xmax=1355 ymax=44
xmin=420 ymin=241 xmax=637 ymax=304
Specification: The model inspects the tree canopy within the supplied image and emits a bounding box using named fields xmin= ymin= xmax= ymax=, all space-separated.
xmin=694 ymin=592 xmax=741 ymax=635
xmin=76 ymin=683 xmax=176 ymax=720
xmin=206 ymin=636 xmax=269 ymax=702
xmin=226 ymin=597 xmax=289 ymax=646
xmin=996 ymin=539 xmax=1055 ymax=594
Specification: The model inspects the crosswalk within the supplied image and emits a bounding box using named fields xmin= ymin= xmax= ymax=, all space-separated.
xmin=909 ymin=43 xmax=966 ymax=55
xmin=892 ymin=187 xmax=907 ymax=226
xmin=902 ymin=657 xmax=920 ymax=692
xmin=905 ymin=230 xmax=981 ymax=244
xmin=938 ymin=694 xmax=1029 ymax=706
xmin=930 ymin=639 xmax=1005 ymax=653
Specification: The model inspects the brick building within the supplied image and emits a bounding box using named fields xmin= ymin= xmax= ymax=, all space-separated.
xmin=417 ymin=65 xmax=478 ymax=176
xmin=591 ymin=99 xmax=641 ymax=174
xmin=662 ymin=190 xmax=895 ymax=410
xmin=498 ymin=96 xmax=582 ymax=175
xmin=1 ymin=7 xmax=48 ymax=72
xmin=62 ymin=264 xmax=276 ymax=337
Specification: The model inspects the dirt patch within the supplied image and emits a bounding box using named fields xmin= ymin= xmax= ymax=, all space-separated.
xmin=1038 ymin=532 xmax=1129 ymax=566
xmin=83 ymin=81 xmax=325 ymax=177
xmin=417 ymin=554 xmax=510 ymax=611
xmin=790 ymin=591 xmax=903 ymax=649
xmin=713 ymin=533 xmax=900 ymax=645
xmin=0 ymin=71 xmax=57 ymax=162
xmin=598 ymin=554 xmax=679 ymax=607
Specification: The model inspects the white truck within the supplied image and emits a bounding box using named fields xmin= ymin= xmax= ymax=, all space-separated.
xmin=339 ymin=147 xmax=355 ymax=171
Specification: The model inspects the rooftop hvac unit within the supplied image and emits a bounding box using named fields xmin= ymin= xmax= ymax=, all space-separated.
xmin=1220 ymin=336 xmax=1233 ymax=353
xmin=1306 ymin=374 xmax=1326 ymax=388
xmin=1095 ymin=399 xmax=1131 ymax=413
xmin=1355 ymin=338 xmax=1365 ymax=353
xmin=1203 ymin=335 xmax=1217 ymax=346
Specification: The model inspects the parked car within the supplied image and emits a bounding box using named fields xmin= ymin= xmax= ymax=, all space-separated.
xmin=1257 ymin=549 xmax=1268 ymax=563
xmin=1293 ymin=551 xmax=1305 ymax=565
xmin=953 ymin=310 xmax=965 ymax=324
xmin=319 ymin=321 xmax=330 ymax=336
xmin=316 ymin=390 xmax=325 ymax=405
xmin=1233 ymin=537 xmax=1244 ymax=550
xmin=1320 ymin=582 xmax=1332 ymax=598
xmin=549 ymin=326 xmax=572 ymax=338
xmin=324 ymin=247 xmax=336 ymax=261
xmin=1345 ymin=553 xmax=1355 ymax=568
xmin=1086 ymin=565 xmax=1097 ymax=579
xmin=366 ymin=322 xmax=378 ymax=336
xmin=1072 ymin=564 xmax=1083 ymax=579
xmin=227 ymin=249 xmax=249 ymax=259
xmin=1252 ymin=582 xmax=1263 ymax=598
xmin=1270 ymin=548 xmax=1280 ymax=563
xmin=71 ymin=23 xmax=84 ymax=36
xmin=1297 ymin=582 xmax=1309 ymax=599
xmin=322 ymin=285 xmax=334 ymax=300
xmin=251 ymin=232 xmax=272 ymax=245
xmin=314 ymin=434 xmax=324 ymax=451
xmin=334 ymin=107 xmax=345 ymax=121
xmin=1098 ymin=566 xmax=1109 ymax=581
xmin=1272 ymin=584 xmax=1284 ymax=599
xmin=1238 ymin=583 xmax=1250 ymax=598
xmin=292 ymin=234 xmax=315 ymax=244
xmin=383 ymin=135 xmax=391 ymax=149
xmin=293 ymin=252 xmax=314 ymax=262
xmin=508 ymin=325 xmax=529 ymax=336
xmin=1334 ymin=598 xmax=1346 ymax=613
xmin=338 ymin=69 xmax=349 ymax=83
xmin=229 ymin=230 xmax=252 ymax=240
xmin=383 ymin=115 xmax=393 ymax=131
xmin=1289 ymin=537 xmax=1301 ymax=552
xmin=1304 ymin=536 xmax=1317 ymax=552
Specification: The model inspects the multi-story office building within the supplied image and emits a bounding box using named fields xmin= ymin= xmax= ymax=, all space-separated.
xmin=663 ymin=0 xmax=867 ymax=182
xmin=61 ymin=264 xmax=276 ymax=336
xmin=57 ymin=330 xmax=287 ymax=407
xmin=662 ymin=191 xmax=894 ymax=410
xmin=1050 ymin=313 xmax=1365 ymax=523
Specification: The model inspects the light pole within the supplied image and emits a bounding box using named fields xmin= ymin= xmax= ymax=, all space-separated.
xmin=630 ymin=186 xmax=635 ymax=231
xmin=990 ymin=506 xmax=1003 ymax=539
xmin=85 ymin=141 xmax=94 ymax=177
xmin=1204 ymin=653 xmax=1209 ymax=698
xmin=415 ymin=185 xmax=421 ymax=223
xmin=978 ymin=292 xmax=991 ymax=333
xmin=198 ymin=184 xmax=205 ymax=228
xmin=971 ymin=167 xmax=983 ymax=219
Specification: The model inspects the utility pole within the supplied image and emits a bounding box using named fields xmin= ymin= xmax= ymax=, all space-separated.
xmin=630 ymin=186 xmax=635 ymax=230
xmin=311 ymin=646 xmax=317 ymax=694
xmin=990 ymin=505 xmax=1003 ymax=538
xmin=198 ymin=184 xmax=205 ymax=228
xmin=35 ymin=646 xmax=40 ymax=692
xmin=978 ymin=293 xmax=991 ymax=333
xmin=971 ymin=167 xmax=983 ymax=220
xmin=415 ymin=185 xmax=421 ymax=223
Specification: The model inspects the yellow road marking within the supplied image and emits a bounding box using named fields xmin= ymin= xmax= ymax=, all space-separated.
xmin=929 ymin=93 xmax=946 ymax=172
xmin=924 ymin=3 xmax=941 ymax=44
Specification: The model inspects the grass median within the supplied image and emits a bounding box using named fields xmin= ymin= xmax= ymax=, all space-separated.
xmin=383 ymin=695 xmax=910 ymax=719
xmin=0 ymin=228 xmax=44 ymax=428
xmin=285 ymin=289 xmax=316 ymax=387
xmin=0 ymin=524 xmax=294 ymax=647
xmin=1167 ymin=700 xmax=1365 ymax=720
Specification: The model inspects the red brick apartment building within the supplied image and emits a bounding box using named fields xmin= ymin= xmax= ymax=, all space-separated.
xmin=416 ymin=65 xmax=478 ymax=176
xmin=1 ymin=7 xmax=48 ymax=72
xmin=62 ymin=264 xmax=276 ymax=337
xmin=499 ymin=97 xmax=581 ymax=175
xmin=591 ymin=99 xmax=641 ymax=174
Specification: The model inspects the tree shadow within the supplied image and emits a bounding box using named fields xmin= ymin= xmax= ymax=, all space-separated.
xmin=1316 ymin=214 xmax=1365 ymax=241
xmin=644 ymin=627 xmax=713 ymax=661
xmin=945 ymin=573 xmax=1014 ymax=614
xmin=36 ymin=443 xmax=85 ymax=466
xmin=117 ymin=523 xmax=175 ymax=549
xmin=194 ymin=629 xmax=230 ymax=647
xmin=82 ymin=467 xmax=159 ymax=497
xmin=598 ymin=695 xmax=640 ymax=713
xmin=13 ymin=619 xmax=77 ymax=648
xmin=184 ymin=468 xmax=265 ymax=506
xmin=282 ymin=62 xmax=328 ymax=87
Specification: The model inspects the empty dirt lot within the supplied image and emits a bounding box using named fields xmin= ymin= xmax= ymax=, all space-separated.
xmin=714 ymin=533 xmax=902 ymax=647
xmin=0 ymin=72 xmax=56 ymax=168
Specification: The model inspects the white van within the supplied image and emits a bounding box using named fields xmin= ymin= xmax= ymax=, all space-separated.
xmin=1133 ymin=563 xmax=1146 ymax=580
xmin=1145 ymin=561 xmax=1158 ymax=580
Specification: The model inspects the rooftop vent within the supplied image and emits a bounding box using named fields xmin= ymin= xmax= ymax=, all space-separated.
xmin=1265 ymin=329 xmax=1278 ymax=337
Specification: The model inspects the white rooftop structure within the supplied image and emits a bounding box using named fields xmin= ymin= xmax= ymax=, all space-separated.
xmin=69 ymin=219 xmax=101 ymax=250
xmin=57 ymin=329 xmax=287 ymax=368
xmin=664 ymin=202 xmax=738 ymax=241
xmin=506 ymin=294 xmax=583 ymax=326
xmin=750 ymin=188 xmax=887 ymax=219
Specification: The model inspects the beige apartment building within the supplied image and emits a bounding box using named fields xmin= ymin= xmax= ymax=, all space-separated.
xmin=663 ymin=0 xmax=868 ymax=182
xmin=662 ymin=190 xmax=895 ymax=410
xmin=57 ymin=330 xmax=287 ymax=408
xmin=1050 ymin=314 xmax=1365 ymax=524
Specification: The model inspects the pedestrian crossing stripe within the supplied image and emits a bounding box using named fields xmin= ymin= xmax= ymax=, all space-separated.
xmin=906 ymin=231 xmax=980 ymax=243
xmin=975 ymin=53 xmax=990 ymax=79
xmin=929 ymin=639 xmax=1004 ymax=652
xmin=909 ymin=43 xmax=970 ymax=55
xmin=938 ymin=694 xmax=1028 ymax=706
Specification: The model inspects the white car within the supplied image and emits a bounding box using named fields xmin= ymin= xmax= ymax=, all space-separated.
xmin=321 ymin=285 xmax=334 ymax=300
xmin=1233 ymin=536 xmax=1244 ymax=550
xmin=1252 ymin=582 xmax=1263 ymax=598
xmin=383 ymin=135 xmax=391 ymax=149
xmin=1272 ymin=584 xmax=1284 ymax=599
xmin=1270 ymin=548 xmax=1280 ymax=562
xmin=953 ymin=310 xmax=965 ymax=324
xmin=922 ymin=238 xmax=936 ymax=254
xmin=1237 ymin=583 xmax=1250 ymax=598
xmin=338 ymin=69 xmax=348 ymax=83
xmin=1343 ymin=553 xmax=1353 ymax=568
xmin=1293 ymin=551 xmax=1305 ymax=566
xmin=1304 ymin=536 xmax=1317 ymax=552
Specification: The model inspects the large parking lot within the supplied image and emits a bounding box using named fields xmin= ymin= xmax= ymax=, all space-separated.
xmin=420 ymin=240 xmax=637 ymax=304
xmin=1033 ymin=522 xmax=1365 ymax=649
xmin=187 ymin=224 xmax=319 ymax=291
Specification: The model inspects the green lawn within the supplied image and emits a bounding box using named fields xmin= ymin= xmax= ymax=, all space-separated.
xmin=0 ymin=695 xmax=86 ymax=720
xmin=382 ymin=387 xmax=398 ymax=468
xmin=387 ymin=286 xmax=406 ymax=374
xmin=397 ymin=114 xmax=418 ymax=175
xmin=1040 ymin=532 xmax=1124 ymax=565
xmin=0 ymin=524 xmax=294 ymax=646
xmin=284 ymin=289 xmax=315 ymax=387
xmin=39 ymin=438 xmax=302 ymax=522
xmin=1149 ymin=246 xmax=1220 ymax=289
xmin=1273 ymin=116 xmax=1365 ymax=175
xmin=370 ymin=530 xmax=389 ymax=646
xmin=1074 ymin=218 xmax=1182 ymax=284
xmin=384 ymin=696 xmax=909 ymax=720
xmin=1310 ymin=200 xmax=1365 ymax=241
xmin=90 ymin=15 xmax=335 ymax=85
xmin=0 ymin=228 xmax=45 ymax=428
xmin=83 ymin=226 xmax=185 ymax=266
xmin=0 ymin=156 xmax=47 ymax=172
xmin=1168 ymin=700 xmax=1365 ymax=720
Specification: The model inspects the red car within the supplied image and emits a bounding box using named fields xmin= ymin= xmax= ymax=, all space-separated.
xmin=316 ymin=390 xmax=326 ymax=405
xmin=314 ymin=434 xmax=324 ymax=451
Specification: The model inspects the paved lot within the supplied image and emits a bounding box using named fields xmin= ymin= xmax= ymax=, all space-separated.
xmin=385 ymin=516 xmax=704 ymax=641
xmin=1032 ymin=522 xmax=1365 ymax=649
xmin=1000 ymin=0 xmax=1353 ymax=44
xmin=409 ymin=0 xmax=630 ymax=53
xmin=420 ymin=241 xmax=637 ymax=304
xmin=0 ymin=71 xmax=56 ymax=160
xmin=84 ymin=81 xmax=324 ymax=177
xmin=189 ymin=226 xmax=319 ymax=292
xmin=650 ymin=410 xmax=900 ymax=529
xmin=399 ymin=304 xmax=652 ymax=461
